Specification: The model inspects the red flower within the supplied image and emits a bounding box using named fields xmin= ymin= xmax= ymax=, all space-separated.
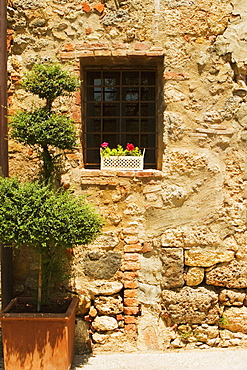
xmin=101 ymin=142 xmax=109 ymax=148
xmin=126 ymin=143 xmax=135 ymax=151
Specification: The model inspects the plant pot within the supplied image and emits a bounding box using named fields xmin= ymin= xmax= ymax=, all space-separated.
xmin=0 ymin=296 xmax=79 ymax=370
xmin=100 ymin=150 xmax=145 ymax=171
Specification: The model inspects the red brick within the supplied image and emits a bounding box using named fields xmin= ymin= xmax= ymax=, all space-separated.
xmin=124 ymin=289 xmax=138 ymax=298
xmin=124 ymin=253 xmax=139 ymax=261
xmin=82 ymin=2 xmax=91 ymax=12
xmin=123 ymin=271 xmax=139 ymax=280
xmin=116 ymin=314 xmax=124 ymax=321
xmin=142 ymin=242 xmax=153 ymax=253
xmin=124 ymin=298 xmax=138 ymax=307
xmin=134 ymin=42 xmax=149 ymax=51
xmin=58 ymin=52 xmax=75 ymax=59
xmin=124 ymin=324 xmax=137 ymax=332
xmin=124 ymin=236 xmax=139 ymax=244
xmin=75 ymin=91 xmax=81 ymax=105
xmin=94 ymin=3 xmax=104 ymax=13
xmin=85 ymin=27 xmax=92 ymax=35
xmin=123 ymin=307 xmax=139 ymax=315
xmin=121 ymin=262 xmax=141 ymax=271
xmin=124 ymin=281 xmax=138 ymax=289
xmin=124 ymin=244 xmax=142 ymax=253
xmin=61 ymin=43 xmax=74 ymax=52
xmin=124 ymin=316 xmax=138 ymax=324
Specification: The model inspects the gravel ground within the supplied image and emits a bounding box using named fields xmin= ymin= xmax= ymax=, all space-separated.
xmin=1 ymin=348 xmax=247 ymax=369
xmin=71 ymin=348 xmax=247 ymax=370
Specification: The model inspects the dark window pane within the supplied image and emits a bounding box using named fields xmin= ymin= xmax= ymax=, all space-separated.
xmin=87 ymin=103 xmax=101 ymax=117
xmin=102 ymin=134 xmax=119 ymax=148
xmin=103 ymin=87 xmax=119 ymax=101
xmin=126 ymin=134 xmax=139 ymax=145
xmin=141 ymin=134 xmax=155 ymax=147
xmin=125 ymin=119 xmax=139 ymax=132
xmin=122 ymin=72 xmax=139 ymax=85
xmin=87 ymin=149 xmax=100 ymax=164
xmin=86 ymin=72 xmax=101 ymax=86
xmin=86 ymin=118 xmax=101 ymax=132
xmin=103 ymin=118 xmax=119 ymax=132
xmin=103 ymin=103 xmax=119 ymax=116
xmin=141 ymin=72 xmax=155 ymax=85
xmin=122 ymin=103 xmax=139 ymax=116
xmin=87 ymin=133 xmax=101 ymax=147
xmin=123 ymin=87 xmax=139 ymax=101
xmin=141 ymin=118 xmax=155 ymax=132
xmin=87 ymin=87 xmax=100 ymax=101
xmin=141 ymin=103 xmax=155 ymax=116
xmin=103 ymin=72 xmax=120 ymax=86
xmin=141 ymin=87 xmax=155 ymax=101
xmin=144 ymin=149 xmax=156 ymax=167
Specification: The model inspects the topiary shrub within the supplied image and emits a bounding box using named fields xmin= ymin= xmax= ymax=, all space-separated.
xmin=10 ymin=62 xmax=80 ymax=184
xmin=0 ymin=177 xmax=103 ymax=310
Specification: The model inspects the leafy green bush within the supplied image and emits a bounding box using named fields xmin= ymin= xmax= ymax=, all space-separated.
xmin=10 ymin=62 xmax=79 ymax=184
xmin=21 ymin=62 xmax=79 ymax=109
xmin=0 ymin=177 xmax=103 ymax=308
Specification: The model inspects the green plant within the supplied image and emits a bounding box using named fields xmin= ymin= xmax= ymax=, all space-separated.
xmin=0 ymin=177 xmax=103 ymax=310
xmin=218 ymin=315 xmax=230 ymax=327
xmin=10 ymin=62 xmax=79 ymax=184
xmin=100 ymin=142 xmax=142 ymax=157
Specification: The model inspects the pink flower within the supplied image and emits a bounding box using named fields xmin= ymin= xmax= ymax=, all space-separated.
xmin=126 ymin=143 xmax=135 ymax=151
xmin=101 ymin=142 xmax=109 ymax=148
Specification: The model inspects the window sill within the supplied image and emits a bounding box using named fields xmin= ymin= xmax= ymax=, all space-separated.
xmin=80 ymin=169 xmax=163 ymax=178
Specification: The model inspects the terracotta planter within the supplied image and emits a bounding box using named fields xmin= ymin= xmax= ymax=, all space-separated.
xmin=0 ymin=296 xmax=79 ymax=370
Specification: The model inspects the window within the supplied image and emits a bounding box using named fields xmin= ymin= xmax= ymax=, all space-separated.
xmin=81 ymin=57 xmax=163 ymax=169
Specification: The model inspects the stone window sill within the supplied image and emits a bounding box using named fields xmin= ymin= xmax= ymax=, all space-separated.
xmin=80 ymin=169 xmax=164 ymax=178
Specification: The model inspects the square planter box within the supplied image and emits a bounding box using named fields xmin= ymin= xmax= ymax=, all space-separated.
xmin=100 ymin=150 xmax=145 ymax=171
xmin=0 ymin=296 xmax=79 ymax=370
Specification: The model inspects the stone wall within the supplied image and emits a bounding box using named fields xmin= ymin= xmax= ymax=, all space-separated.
xmin=7 ymin=0 xmax=247 ymax=353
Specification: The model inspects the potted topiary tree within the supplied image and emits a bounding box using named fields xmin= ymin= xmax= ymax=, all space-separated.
xmin=0 ymin=62 xmax=103 ymax=370
xmin=0 ymin=178 xmax=103 ymax=370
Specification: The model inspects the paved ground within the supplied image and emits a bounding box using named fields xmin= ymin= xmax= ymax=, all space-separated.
xmin=72 ymin=349 xmax=247 ymax=370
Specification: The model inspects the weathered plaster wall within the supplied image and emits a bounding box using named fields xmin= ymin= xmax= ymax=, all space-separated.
xmin=7 ymin=0 xmax=247 ymax=353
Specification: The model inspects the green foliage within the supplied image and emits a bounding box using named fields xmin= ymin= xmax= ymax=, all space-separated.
xmin=21 ymin=62 xmax=79 ymax=107
xmin=0 ymin=177 xmax=103 ymax=304
xmin=10 ymin=108 xmax=77 ymax=150
xmin=10 ymin=62 xmax=79 ymax=184
xmin=218 ymin=315 xmax=230 ymax=327
xmin=101 ymin=144 xmax=142 ymax=157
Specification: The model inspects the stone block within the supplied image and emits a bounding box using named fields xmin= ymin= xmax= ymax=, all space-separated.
xmin=92 ymin=316 xmax=118 ymax=332
xmin=219 ymin=289 xmax=245 ymax=306
xmin=161 ymin=248 xmax=184 ymax=288
xmin=94 ymin=295 xmax=123 ymax=315
xmin=206 ymin=260 xmax=247 ymax=288
xmin=221 ymin=307 xmax=247 ymax=333
xmin=186 ymin=267 xmax=204 ymax=286
xmin=185 ymin=247 xmax=234 ymax=267
xmin=162 ymin=286 xmax=219 ymax=325
xmin=83 ymin=251 xmax=122 ymax=279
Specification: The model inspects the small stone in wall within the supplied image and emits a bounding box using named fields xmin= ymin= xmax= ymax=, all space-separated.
xmin=161 ymin=248 xmax=184 ymax=288
xmin=219 ymin=289 xmax=245 ymax=306
xmin=220 ymin=307 xmax=247 ymax=333
xmin=89 ymin=231 xmax=119 ymax=250
xmin=83 ymin=251 xmax=122 ymax=279
xmin=206 ymin=260 xmax=247 ymax=288
xmin=186 ymin=267 xmax=204 ymax=286
xmin=89 ymin=281 xmax=123 ymax=296
xmin=92 ymin=316 xmax=118 ymax=332
xmin=94 ymin=295 xmax=123 ymax=315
